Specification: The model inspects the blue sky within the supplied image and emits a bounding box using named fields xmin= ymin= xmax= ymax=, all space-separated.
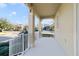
xmin=0 ymin=3 xmax=29 ymax=25
xmin=0 ymin=3 xmax=54 ymax=26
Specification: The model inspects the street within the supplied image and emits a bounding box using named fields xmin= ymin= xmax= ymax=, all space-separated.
xmin=0 ymin=31 xmax=20 ymax=42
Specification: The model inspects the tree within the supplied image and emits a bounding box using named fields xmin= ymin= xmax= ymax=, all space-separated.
xmin=0 ymin=18 xmax=15 ymax=31
xmin=0 ymin=18 xmax=8 ymax=30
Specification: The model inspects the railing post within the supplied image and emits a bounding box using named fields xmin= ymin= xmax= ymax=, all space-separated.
xmin=21 ymin=33 xmax=24 ymax=55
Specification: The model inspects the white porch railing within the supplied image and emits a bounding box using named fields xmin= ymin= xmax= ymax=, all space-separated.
xmin=9 ymin=33 xmax=28 ymax=56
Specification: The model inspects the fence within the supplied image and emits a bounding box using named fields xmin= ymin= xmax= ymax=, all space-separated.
xmin=9 ymin=33 xmax=28 ymax=56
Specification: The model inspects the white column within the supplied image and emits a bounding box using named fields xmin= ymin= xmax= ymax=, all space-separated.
xmin=28 ymin=7 xmax=35 ymax=48
xmin=38 ymin=18 xmax=42 ymax=38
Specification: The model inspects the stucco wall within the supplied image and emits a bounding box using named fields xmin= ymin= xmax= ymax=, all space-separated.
xmin=55 ymin=4 xmax=75 ymax=56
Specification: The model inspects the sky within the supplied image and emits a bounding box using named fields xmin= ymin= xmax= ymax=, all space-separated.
xmin=0 ymin=3 xmax=29 ymax=25
xmin=0 ymin=3 xmax=54 ymax=26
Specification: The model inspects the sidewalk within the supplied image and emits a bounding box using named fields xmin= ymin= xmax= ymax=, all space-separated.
xmin=0 ymin=31 xmax=20 ymax=37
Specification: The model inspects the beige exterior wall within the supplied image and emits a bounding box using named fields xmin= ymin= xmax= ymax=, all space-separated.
xmin=55 ymin=4 xmax=76 ymax=56
xmin=76 ymin=4 xmax=79 ymax=56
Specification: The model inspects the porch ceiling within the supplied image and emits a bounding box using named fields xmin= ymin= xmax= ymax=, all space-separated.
xmin=32 ymin=3 xmax=61 ymax=19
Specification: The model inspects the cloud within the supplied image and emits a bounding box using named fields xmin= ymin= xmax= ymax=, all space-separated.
xmin=0 ymin=3 xmax=7 ymax=8
xmin=12 ymin=11 xmax=16 ymax=15
xmin=9 ymin=11 xmax=16 ymax=16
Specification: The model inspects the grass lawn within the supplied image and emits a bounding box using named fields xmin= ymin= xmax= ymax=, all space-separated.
xmin=0 ymin=32 xmax=7 ymax=35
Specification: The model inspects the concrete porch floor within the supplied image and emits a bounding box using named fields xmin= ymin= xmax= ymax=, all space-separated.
xmin=23 ymin=32 xmax=66 ymax=56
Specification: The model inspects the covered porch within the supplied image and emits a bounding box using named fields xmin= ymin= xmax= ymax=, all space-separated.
xmin=26 ymin=3 xmax=61 ymax=48
xmin=23 ymin=3 xmax=66 ymax=56
xmin=23 ymin=3 xmax=76 ymax=56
